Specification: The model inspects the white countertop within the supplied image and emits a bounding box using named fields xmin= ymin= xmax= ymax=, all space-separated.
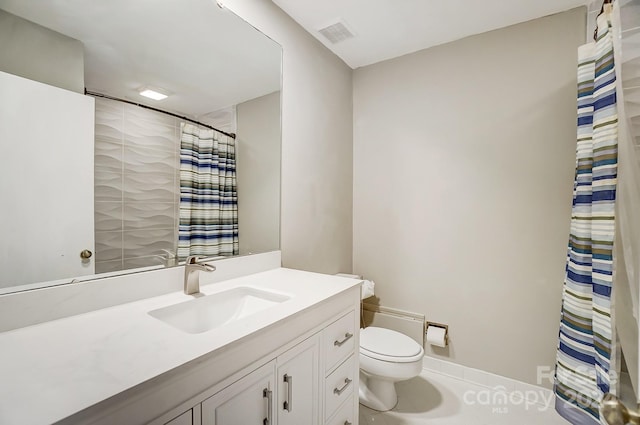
xmin=0 ymin=268 xmax=360 ymax=425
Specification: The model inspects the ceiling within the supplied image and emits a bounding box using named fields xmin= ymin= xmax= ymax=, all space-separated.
xmin=272 ymin=0 xmax=589 ymax=69
xmin=0 ymin=0 xmax=281 ymax=118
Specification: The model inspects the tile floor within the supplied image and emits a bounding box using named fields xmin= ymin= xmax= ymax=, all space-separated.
xmin=359 ymin=370 xmax=570 ymax=425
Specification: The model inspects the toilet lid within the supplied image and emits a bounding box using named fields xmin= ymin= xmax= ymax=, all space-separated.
xmin=360 ymin=327 xmax=422 ymax=359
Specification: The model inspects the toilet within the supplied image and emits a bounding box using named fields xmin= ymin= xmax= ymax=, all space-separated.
xmin=359 ymin=326 xmax=424 ymax=411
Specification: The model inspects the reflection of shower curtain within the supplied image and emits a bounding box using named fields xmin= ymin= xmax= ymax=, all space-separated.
xmin=554 ymin=11 xmax=618 ymax=425
xmin=178 ymin=123 xmax=238 ymax=259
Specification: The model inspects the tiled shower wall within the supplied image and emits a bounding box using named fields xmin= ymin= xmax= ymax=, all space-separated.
xmin=94 ymin=97 xmax=180 ymax=274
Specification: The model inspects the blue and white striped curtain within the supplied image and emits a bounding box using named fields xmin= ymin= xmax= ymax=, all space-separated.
xmin=554 ymin=10 xmax=619 ymax=425
xmin=178 ymin=123 xmax=239 ymax=259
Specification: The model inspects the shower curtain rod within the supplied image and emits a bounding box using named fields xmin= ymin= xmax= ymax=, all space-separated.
xmin=85 ymin=90 xmax=236 ymax=139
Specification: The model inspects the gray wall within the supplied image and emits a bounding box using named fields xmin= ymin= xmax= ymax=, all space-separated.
xmin=0 ymin=9 xmax=84 ymax=93
xmin=352 ymin=7 xmax=585 ymax=386
xmin=236 ymin=91 xmax=281 ymax=256
xmin=225 ymin=0 xmax=353 ymax=274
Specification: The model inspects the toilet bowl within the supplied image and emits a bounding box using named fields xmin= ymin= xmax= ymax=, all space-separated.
xmin=359 ymin=326 xmax=424 ymax=411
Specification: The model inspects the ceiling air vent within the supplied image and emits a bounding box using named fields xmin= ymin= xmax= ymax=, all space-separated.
xmin=318 ymin=20 xmax=355 ymax=44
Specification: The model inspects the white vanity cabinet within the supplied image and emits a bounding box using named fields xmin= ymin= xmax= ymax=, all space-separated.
xmin=201 ymin=335 xmax=320 ymax=425
xmin=193 ymin=312 xmax=358 ymax=425
xmin=202 ymin=361 xmax=277 ymax=425
xmin=276 ymin=334 xmax=320 ymax=425
xmin=322 ymin=311 xmax=358 ymax=425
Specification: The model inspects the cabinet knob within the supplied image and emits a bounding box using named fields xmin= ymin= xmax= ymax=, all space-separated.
xmin=80 ymin=249 xmax=93 ymax=259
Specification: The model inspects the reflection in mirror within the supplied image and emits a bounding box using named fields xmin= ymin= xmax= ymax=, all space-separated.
xmin=0 ymin=0 xmax=282 ymax=294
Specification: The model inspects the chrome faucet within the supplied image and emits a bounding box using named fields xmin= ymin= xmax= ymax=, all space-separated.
xmin=184 ymin=256 xmax=216 ymax=295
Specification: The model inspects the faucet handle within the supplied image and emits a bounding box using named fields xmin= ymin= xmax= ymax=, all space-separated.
xmin=185 ymin=255 xmax=216 ymax=272
xmin=186 ymin=255 xmax=211 ymax=264
xmin=186 ymin=255 xmax=201 ymax=265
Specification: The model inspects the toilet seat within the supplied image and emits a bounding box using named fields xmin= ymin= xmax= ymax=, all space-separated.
xmin=360 ymin=327 xmax=424 ymax=363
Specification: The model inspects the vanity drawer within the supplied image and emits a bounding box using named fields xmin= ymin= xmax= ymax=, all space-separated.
xmin=327 ymin=396 xmax=356 ymax=425
xmin=325 ymin=355 xmax=356 ymax=419
xmin=324 ymin=311 xmax=356 ymax=372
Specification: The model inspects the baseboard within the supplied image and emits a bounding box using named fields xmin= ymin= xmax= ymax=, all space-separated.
xmin=422 ymin=356 xmax=554 ymax=408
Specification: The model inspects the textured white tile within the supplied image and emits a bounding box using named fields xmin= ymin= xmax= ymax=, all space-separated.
xmin=95 ymin=170 xmax=123 ymax=202
xmin=124 ymin=121 xmax=178 ymax=153
xmin=122 ymin=228 xmax=175 ymax=258
xmin=123 ymin=202 xmax=176 ymax=231
xmin=95 ymin=259 xmax=124 ymax=274
xmin=95 ymin=139 xmax=124 ymax=169
xmin=95 ymin=101 xmax=124 ymax=145
xmin=95 ymin=202 xmax=123 ymax=232
xmin=95 ymin=97 xmax=124 ymax=118
xmin=95 ymin=98 xmax=123 ymax=120
xmin=94 ymin=99 xmax=184 ymax=269
xmin=95 ymin=231 xmax=123 ymax=262
xmin=123 ymin=145 xmax=177 ymax=175
xmin=95 ymin=123 xmax=124 ymax=144
xmin=124 ymin=103 xmax=177 ymax=127
xmin=123 ymin=255 xmax=168 ymax=271
xmin=123 ymin=172 xmax=176 ymax=203
xmin=122 ymin=145 xmax=177 ymax=203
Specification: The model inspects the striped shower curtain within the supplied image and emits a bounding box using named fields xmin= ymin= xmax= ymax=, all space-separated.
xmin=178 ymin=123 xmax=239 ymax=259
xmin=554 ymin=10 xmax=619 ymax=425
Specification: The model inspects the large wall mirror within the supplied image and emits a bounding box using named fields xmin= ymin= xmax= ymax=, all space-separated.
xmin=0 ymin=0 xmax=282 ymax=294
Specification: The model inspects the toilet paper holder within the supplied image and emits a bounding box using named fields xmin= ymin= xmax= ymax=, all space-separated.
xmin=425 ymin=321 xmax=449 ymax=345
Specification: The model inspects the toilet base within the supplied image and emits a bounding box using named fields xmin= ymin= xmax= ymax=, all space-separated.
xmin=359 ymin=371 xmax=398 ymax=412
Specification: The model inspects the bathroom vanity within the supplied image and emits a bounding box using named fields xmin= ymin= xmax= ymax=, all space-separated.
xmin=0 ymin=264 xmax=361 ymax=425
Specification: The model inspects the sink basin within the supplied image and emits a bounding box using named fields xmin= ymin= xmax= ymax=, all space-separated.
xmin=148 ymin=286 xmax=291 ymax=334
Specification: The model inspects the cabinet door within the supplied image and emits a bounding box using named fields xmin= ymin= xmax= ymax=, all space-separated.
xmin=277 ymin=335 xmax=320 ymax=425
xmin=0 ymin=71 xmax=95 ymax=288
xmin=202 ymin=361 xmax=276 ymax=425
